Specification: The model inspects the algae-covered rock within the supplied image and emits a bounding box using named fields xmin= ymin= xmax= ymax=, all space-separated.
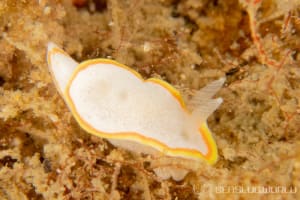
xmin=0 ymin=0 xmax=299 ymax=199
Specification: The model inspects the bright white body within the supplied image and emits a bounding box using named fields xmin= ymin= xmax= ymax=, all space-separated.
xmin=47 ymin=42 xmax=224 ymax=165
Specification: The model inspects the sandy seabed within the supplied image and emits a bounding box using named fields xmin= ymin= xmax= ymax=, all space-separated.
xmin=0 ymin=0 xmax=300 ymax=199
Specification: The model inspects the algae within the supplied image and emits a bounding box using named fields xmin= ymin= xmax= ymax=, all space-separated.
xmin=0 ymin=0 xmax=299 ymax=199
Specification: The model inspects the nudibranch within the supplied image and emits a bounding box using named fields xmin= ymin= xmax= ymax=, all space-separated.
xmin=47 ymin=42 xmax=224 ymax=166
